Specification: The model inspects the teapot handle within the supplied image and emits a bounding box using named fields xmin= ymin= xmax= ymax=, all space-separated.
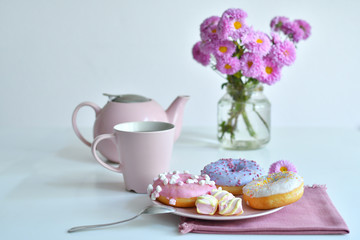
xmin=72 ymin=101 xmax=101 ymax=147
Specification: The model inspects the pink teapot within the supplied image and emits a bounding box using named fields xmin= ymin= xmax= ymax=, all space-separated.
xmin=72 ymin=94 xmax=189 ymax=163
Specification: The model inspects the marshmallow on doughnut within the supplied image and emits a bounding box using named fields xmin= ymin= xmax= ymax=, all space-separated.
xmin=243 ymin=171 xmax=304 ymax=209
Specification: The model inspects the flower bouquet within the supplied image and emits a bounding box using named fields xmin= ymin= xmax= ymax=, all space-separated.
xmin=192 ymin=8 xmax=311 ymax=149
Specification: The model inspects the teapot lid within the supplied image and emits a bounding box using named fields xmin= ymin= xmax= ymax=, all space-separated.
xmin=103 ymin=93 xmax=151 ymax=103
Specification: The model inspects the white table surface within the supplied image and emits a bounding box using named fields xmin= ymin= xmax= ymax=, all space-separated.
xmin=0 ymin=126 xmax=358 ymax=239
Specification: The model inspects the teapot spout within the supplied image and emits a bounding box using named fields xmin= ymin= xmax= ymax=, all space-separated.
xmin=166 ymin=96 xmax=190 ymax=141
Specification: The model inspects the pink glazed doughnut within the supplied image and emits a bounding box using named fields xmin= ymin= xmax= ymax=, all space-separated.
xmin=148 ymin=171 xmax=217 ymax=208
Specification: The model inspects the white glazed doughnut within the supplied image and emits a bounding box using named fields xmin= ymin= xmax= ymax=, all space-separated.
xmin=243 ymin=172 xmax=304 ymax=209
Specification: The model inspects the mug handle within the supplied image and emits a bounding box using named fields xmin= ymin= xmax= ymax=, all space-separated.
xmin=91 ymin=133 xmax=123 ymax=173
xmin=72 ymin=101 xmax=101 ymax=147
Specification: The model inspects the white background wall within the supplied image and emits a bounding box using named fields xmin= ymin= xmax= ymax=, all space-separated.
xmin=1 ymin=0 xmax=359 ymax=129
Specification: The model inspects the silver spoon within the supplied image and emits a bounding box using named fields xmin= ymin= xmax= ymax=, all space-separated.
xmin=68 ymin=205 xmax=175 ymax=233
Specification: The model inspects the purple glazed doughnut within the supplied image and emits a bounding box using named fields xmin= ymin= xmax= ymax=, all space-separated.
xmin=201 ymin=158 xmax=264 ymax=195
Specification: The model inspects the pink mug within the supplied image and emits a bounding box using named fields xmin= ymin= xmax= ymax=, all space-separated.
xmin=91 ymin=121 xmax=175 ymax=193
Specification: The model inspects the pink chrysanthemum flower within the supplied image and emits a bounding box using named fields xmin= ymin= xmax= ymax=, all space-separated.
xmin=192 ymin=41 xmax=210 ymax=66
xmin=213 ymin=40 xmax=236 ymax=57
xmin=268 ymin=160 xmax=298 ymax=174
xmin=198 ymin=40 xmax=216 ymax=54
xmin=282 ymin=21 xmax=304 ymax=43
xmin=270 ymin=16 xmax=290 ymax=32
xmin=200 ymin=16 xmax=220 ymax=41
xmin=258 ymin=57 xmax=281 ymax=85
xmin=215 ymin=56 xmax=241 ymax=75
xmin=239 ymin=52 xmax=263 ymax=78
xmin=294 ymin=19 xmax=311 ymax=40
xmin=217 ymin=8 xmax=248 ymax=40
xmin=244 ymin=31 xmax=271 ymax=56
xmin=238 ymin=25 xmax=255 ymax=44
xmin=270 ymin=32 xmax=282 ymax=45
xmin=269 ymin=40 xmax=296 ymax=66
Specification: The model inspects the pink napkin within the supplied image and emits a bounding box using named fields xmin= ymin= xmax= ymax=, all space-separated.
xmin=179 ymin=185 xmax=349 ymax=235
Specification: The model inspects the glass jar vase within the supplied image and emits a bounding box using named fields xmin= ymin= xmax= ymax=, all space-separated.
xmin=217 ymin=84 xmax=271 ymax=150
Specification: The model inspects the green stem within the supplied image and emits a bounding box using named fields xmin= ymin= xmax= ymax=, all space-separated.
xmin=241 ymin=108 xmax=257 ymax=138
xmin=218 ymin=76 xmax=262 ymax=141
xmin=253 ymin=104 xmax=270 ymax=134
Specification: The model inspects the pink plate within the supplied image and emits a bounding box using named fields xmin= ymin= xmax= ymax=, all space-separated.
xmin=152 ymin=197 xmax=283 ymax=221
